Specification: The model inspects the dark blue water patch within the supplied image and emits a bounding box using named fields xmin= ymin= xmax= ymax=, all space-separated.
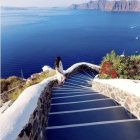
xmin=1 ymin=9 xmax=140 ymax=78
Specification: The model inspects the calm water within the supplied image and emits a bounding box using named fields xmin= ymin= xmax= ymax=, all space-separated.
xmin=1 ymin=8 xmax=140 ymax=78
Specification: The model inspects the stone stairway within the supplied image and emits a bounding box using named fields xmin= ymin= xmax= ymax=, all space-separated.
xmin=46 ymin=71 xmax=140 ymax=140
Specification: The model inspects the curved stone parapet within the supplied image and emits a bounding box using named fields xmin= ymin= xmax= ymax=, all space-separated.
xmin=0 ymin=76 xmax=58 ymax=140
xmin=16 ymin=79 xmax=58 ymax=140
xmin=92 ymin=81 xmax=140 ymax=119
xmin=64 ymin=62 xmax=100 ymax=77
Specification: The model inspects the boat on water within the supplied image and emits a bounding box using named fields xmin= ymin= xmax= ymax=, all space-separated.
xmin=120 ymin=50 xmax=125 ymax=57
xmin=130 ymin=26 xmax=136 ymax=29
xmin=136 ymin=36 xmax=139 ymax=40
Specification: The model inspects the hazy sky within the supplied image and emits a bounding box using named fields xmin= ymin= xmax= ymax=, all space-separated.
xmin=1 ymin=0 xmax=90 ymax=7
xmin=2 ymin=0 xmax=140 ymax=8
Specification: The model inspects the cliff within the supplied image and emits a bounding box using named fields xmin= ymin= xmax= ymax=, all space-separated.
xmin=70 ymin=0 xmax=140 ymax=12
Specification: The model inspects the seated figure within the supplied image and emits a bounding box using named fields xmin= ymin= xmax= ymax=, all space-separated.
xmin=54 ymin=56 xmax=66 ymax=86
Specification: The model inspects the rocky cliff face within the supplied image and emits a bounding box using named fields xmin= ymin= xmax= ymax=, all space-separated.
xmin=70 ymin=0 xmax=140 ymax=12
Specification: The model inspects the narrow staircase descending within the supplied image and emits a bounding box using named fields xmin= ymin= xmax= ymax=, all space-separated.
xmin=46 ymin=71 xmax=140 ymax=140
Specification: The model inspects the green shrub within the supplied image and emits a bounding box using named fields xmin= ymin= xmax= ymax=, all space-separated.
xmin=99 ymin=51 xmax=140 ymax=80
xmin=26 ymin=70 xmax=56 ymax=87
xmin=0 ymin=76 xmax=25 ymax=93
xmin=1 ymin=70 xmax=56 ymax=103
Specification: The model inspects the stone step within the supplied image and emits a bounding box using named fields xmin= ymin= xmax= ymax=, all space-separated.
xmin=52 ymin=91 xmax=98 ymax=97
xmin=48 ymin=107 xmax=130 ymax=126
xmin=50 ymin=98 xmax=116 ymax=112
xmin=46 ymin=120 xmax=140 ymax=140
xmin=62 ymin=83 xmax=91 ymax=88
xmin=65 ymin=78 xmax=91 ymax=85
xmin=52 ymin=88 xmax=93 ymax=92
xmin=51 ymin=93 xmax=108 ymax=104
xmin=68 ymin=75 xmax=92 ymax=81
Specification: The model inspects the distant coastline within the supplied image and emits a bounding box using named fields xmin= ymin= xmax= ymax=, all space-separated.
xmin=1 ymin=7 xmax=28 ymax=10
xmin=70 ymin=0 xmax=140 ymax=12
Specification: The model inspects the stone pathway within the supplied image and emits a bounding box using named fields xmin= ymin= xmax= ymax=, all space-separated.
xmin=46 ymin=71 xmax=140 ymax=140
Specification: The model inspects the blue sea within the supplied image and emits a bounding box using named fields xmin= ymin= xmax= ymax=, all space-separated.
xmin=1 ymin=8 xmax=140 ymax=78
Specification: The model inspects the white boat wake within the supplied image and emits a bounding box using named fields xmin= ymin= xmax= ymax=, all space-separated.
xmin=130 ymin=26 xmax=137 ymax=29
